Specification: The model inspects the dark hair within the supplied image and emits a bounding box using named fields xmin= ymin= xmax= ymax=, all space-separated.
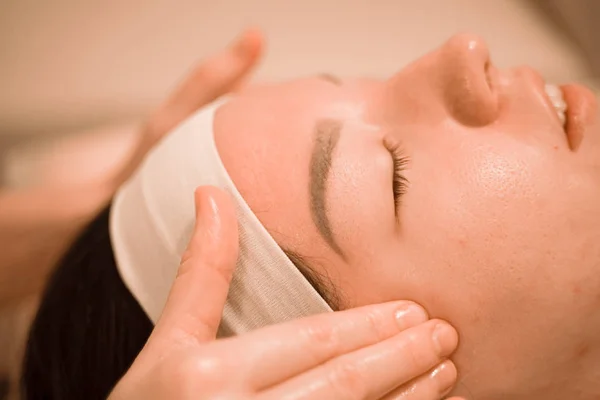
xmin=21 ymin=205 xmax=338 ymax=400
xmin=21 ymin=206 xmax=153 ymax=400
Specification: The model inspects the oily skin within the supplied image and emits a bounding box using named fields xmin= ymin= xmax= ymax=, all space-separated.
xmin=214 ymin=34 xmax=600 ymax=400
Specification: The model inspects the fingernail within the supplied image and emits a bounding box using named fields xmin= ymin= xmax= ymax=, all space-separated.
xmin=194 ymin=188 xmax=220 ymax=242
xmin=432 ymin=322 xmax=459 ymax=357
xmin=430 ymin=360 xmax=458 ymax=396
xmin=395 ymin=303 xmax=428 ymax=330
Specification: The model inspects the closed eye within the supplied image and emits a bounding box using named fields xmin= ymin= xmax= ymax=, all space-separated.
xmin=383 ymin=138 xmax=409 ymax=216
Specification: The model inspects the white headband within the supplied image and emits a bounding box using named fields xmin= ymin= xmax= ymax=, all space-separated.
xmin=110 ymin=99 xmax=332 ymax=336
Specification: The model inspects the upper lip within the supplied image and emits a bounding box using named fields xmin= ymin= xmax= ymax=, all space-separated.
xmin=510 ymin=66 xmax=597 ymax=151
xmin=522 ymin=67 xmax=566 ymax=132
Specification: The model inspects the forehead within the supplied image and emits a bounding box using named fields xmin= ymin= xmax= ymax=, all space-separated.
xmin=212 ymin=78 xmax=372 ymax=247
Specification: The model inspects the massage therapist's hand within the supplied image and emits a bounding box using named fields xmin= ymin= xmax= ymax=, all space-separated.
xmin=109 ymin=186 xmax=464 ymax=400
xmin=113 ymin=28 xmax=263 ymax=187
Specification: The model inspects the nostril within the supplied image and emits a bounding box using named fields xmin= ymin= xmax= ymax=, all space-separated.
xmin=485 ymin=60 xmax=492 ymax=89
xmin=484 ymin=59 xmax=501 ymax=100
xmin=440 ymin=35 xmax=499 ymax=127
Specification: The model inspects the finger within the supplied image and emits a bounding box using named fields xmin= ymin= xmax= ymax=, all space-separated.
xmin=234 ymin=301 xmax=428 ymax=389
xmin=259 ymin=320 xmax=458 ymax=400
xmin=150 ymin=186 xmax=239 ymax=350
xmin=145 ymin=28 xmax=263 ymax=143
xmin=380 ymin=360 xmax=458 ymax=400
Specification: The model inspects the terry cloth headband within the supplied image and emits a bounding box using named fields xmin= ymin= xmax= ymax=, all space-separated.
xmin=110 ymin=99 xmax=332 ymax=336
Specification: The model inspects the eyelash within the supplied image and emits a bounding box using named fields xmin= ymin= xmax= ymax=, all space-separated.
xmin=384 ymin=139 xmax=410 ymax=211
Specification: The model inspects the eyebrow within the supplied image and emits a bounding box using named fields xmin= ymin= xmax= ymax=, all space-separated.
xmin=309 ymin=119 xmax=346 ymax=259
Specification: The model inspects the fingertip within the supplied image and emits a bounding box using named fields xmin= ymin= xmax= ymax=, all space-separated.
xmin=392 ymin=300 xmax=428 ymax=318
xmin=394 ymin=301 xmax=429 ymax=331
xmin=432 ymin=360 xmax=459 ymax=399
xmin=194 ymin=186 xmax=231 ymax=226
xmin=193 ymin=186 xmax=239 ymax=254
xmin=192 ymin=187 xmax=220 ymax=241
xmin=231 ymin=27 xmax=265 ymax=59
xmin=431 ymin=319 xmax=459 ymax=358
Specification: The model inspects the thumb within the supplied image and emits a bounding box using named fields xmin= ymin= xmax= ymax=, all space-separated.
xmin=145 ymin=28 xmax=263 ymax=146
xmin=150 ymin=186 xmax=239 ymax=349
xmin=112 ymin=29 xmax=263 ymax=189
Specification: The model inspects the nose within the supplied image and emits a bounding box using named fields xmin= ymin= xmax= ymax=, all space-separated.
xmin=438 ymin=34 xmax=499 ymax=126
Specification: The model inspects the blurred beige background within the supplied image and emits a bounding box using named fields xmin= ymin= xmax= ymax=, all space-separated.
xmin=1 ymin=1 xmax=599 ymax=397
xmin=0 ymin=0 xmax=598 ymax=188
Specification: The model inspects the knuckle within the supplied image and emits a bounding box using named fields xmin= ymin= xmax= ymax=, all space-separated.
xmin=177 ymin=254 xmax=194 ymax=278
xmin=181 ymin=352 xmax=228 ymax=385
xmin=402 ymin=330 xmax=438 ymax=371
xmin=362 ymin=308 xmax=388 ymax=342
xmin=166 ymin=359 xmax=223 ymax=398
xmin=326 ymin=362 xmax=367 ymax=400
xmin=303 ymin=323 xmax=341 ymax=356
xmin=403 ymin=333 xmax=424 ymax=369
xmin=179 ymin=247 xmax=193 ymax=266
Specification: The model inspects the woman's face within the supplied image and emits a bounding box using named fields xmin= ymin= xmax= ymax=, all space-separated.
xmin=214 ymin=34 xmax=600 ymax=400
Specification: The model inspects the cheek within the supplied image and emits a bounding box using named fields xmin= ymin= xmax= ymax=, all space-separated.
xmin=398 ymin=143 xmax=600 ymax=387
xmin=466 ymin=145 xmax=537 ymax=201
xmin=405 ymin=143 xmax=585 ymax=309
xmin=409 ymin=141 xmax=561 ymax=265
